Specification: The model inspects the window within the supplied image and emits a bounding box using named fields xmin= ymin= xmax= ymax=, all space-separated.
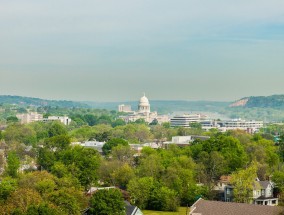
xmin=226 ymin=189 xmax=231 ymax=195
xmin=261 ymin=189 xmax=265 ymax=196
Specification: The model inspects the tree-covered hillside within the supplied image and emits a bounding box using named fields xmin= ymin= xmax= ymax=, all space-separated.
xmin=231 ymin=95 xmax=284 ymax=109
xmin=0 ymin=95 xmax=89 ymax=108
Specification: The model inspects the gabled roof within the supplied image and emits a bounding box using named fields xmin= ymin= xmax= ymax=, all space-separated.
xmin=259 ymin=181 xmax=272 ymax=189
xmin=253 ymin=181 xmax=272 ymax=190
xmin=190 ymin=198 xmax=283 ymax=215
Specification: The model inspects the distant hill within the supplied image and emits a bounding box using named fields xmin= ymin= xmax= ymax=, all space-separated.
xmin=0 ymin=95 xmax=89 ymax=108
xmin=0 ymin=95 xmax=230 ymax=113
xmin=86 ymin=100 xmax=230 ymax=114
xmin=230 ymin=95 xmax=284 ymax=109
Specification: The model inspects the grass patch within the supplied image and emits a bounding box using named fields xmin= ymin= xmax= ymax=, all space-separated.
xmin=142 ymin=207 xmax=188 ymax=215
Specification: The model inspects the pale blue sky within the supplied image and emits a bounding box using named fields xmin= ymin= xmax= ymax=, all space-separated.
xmin=0 ymin=0 xmax=284 ymax=102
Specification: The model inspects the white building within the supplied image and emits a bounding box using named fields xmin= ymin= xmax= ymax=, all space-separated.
xmin=219 ymin=119 xmax=263 ymax=130
xmin=119 ymin=94 xmax=169 ymax=124
xmin=201 ymin=119 xmax=263 ymax=133
xmin=201 ymin=120 xmax=221 ymax=131
xmin=16 ymin=112 xmax=43 ymax=124
xmin=118 ymin=104 xmax=133 ymax=113
xmin=71 ymin=140 xmax=105 ymax=153
xmin=43 ymin=116 xmax=72 ymax=125
xmin=138 ymin=94 xmax=151 ymax=114
xmin=170 ymin=114 xmax=207 ymax=127
xmin=163 ymin=135 xmax=210 ymax=147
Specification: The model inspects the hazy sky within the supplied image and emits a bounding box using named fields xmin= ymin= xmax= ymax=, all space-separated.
xmin=1 ymin=0 xmax=284 ymax=102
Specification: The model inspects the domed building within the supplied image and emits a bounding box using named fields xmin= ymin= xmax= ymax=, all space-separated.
xmin=138 ymin=94 xmax=150 ymax=114
xmin=118 ymin=94 xmax=169 ymax=124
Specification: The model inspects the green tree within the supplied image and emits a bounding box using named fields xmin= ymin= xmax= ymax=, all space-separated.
xmin=111 ymin=145 xmax=134 ymax=164
xmin=111 ymin=119 xmax=126 ymax=127
xmin=89 ymin=189 xmax=125 ymax=215
xmin=197 ymin=151 xmax=225 ymax=188
xmin=48 ymin=122 xmax=67 ymax=137
xmin=102 ymin=138 xmax=128 ymax=155
xmin=272 ymin=171 xmax=284 ymax=205
xmin=84 ymin=114 xmax=98 ymax=126
xmin=230 ymin=162 xmax=258 ymax=203
xmin=6 ymin=116 xmax=19 ymax=123
xmin=47 ymin=189 xmax=81 ymax=215
xmin=45 ymin=135 xmax=70 ymax=150
xmin=111 ymin=163 xmax=135 ymax=188
xmin=189 ymin=122 xmax=202 ymax=130
xmin=149 ymin=186 xmax=179 ymax=211
xmin=58 ymin=146 xmax=101 ymax=189
xmin=38 ymin=148 xmax=56 ymax=171
xmin=26 ymin=203 xmax=61 ymax=215
xmin=273 ymin=171 xmax=284 ymax=192
xmin=128 ymin=177 xmax=155 ymax=209
xmin=137 ymin=154 xmax=164 ymax=179
xmin=149 ymin=119 xmax=158 ymax=126
xmin=2 ymin=188 xmax=43 ymax=214
xmin=4 ymin=124 xmax=37 ymax=145
xmin=6 ymin=151 xmax=20 ymax=178
xmin=0 ymin=177 xmax=18 ymax=202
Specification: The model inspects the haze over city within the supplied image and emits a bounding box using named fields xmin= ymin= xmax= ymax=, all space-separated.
xmin=1 ymin=0 xmax=284 ymax=102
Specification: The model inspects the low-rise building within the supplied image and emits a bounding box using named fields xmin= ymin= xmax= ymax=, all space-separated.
xmin=43 ymin=116 xmax=72 ymax=125
xmin=16 ymin=112 xmax=43 ymax=124
xmin=118 ymin=104 xmax=133 ymax=113
xmin=163 ymin=135 xmax=210 ymax=147
xmin=201 ymin=119 xmax=263 ymax=133
xmin=71 ymin=140 xmax=105 ymax=153
xmin=218 ymin=119 xmax=263 ymax=133
xmin=170 ymin=114 xmax=207 ymax=127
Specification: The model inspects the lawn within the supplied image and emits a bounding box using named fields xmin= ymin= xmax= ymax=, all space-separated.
xmin=142 ymin=207 xmax=188 ymax=215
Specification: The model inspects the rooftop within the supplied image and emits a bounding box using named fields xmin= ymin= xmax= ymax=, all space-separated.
xmin=190 ymin=198 xmax=284 ymax=215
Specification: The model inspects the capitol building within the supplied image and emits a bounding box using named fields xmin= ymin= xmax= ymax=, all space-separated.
xmin=118 ymin=94 xmax=169 ymax=124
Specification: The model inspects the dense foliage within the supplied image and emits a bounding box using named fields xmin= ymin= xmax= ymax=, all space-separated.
xmin=2 ymin=104 xmax=284 ymax=213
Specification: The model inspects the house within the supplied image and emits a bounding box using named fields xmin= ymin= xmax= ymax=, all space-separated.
xmin=224 ymin=178 xmax=278 ymax=206
xmin=190 ymin=198 xmax=284 ymax=215
xmin=213 ymin=175 xmax=232 ymax=201
xmin=253 ymin=180 xmax=278 ymax=206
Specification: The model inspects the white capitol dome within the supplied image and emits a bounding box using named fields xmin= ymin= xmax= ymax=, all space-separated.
xmin=138 ymin=94 xmax=150 ymax=113
xmin=139 ymin=95 xmax=149 ymax=105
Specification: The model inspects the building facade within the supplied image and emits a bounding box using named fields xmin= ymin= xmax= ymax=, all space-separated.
xmin=43 ymin=116 xmax=72 ymax=125
xmin=16 ymin=112 xmax=43 ymax=124
xmin=118 ymin=104 xmax=133 ymax=113
xmin=170 ymin=114 xmax=207 ymax=127
xmin=119 ymin=94 xmax=169 ymax=124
